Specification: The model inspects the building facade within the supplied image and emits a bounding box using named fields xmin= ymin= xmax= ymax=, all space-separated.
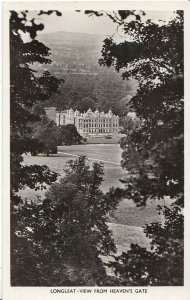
xmin=56 ymin=108 xmax=120 ymax=136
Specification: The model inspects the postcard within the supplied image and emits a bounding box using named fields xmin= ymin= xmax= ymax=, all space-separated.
xmin=2 ymin=1 xmax=190 ymax=300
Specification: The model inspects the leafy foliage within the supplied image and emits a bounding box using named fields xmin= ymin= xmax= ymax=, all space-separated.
xmin=100 ymin=11 xmax=183 ymax=204
xmin=10 ymin=10 xmax=63 ymax=285
xmin=31 ymin=118 xmax=83 ymax=155
xmin=75 ymin=96 xmax=97 ymax=112
xmin=108 ymin=204 xmax=184 ymax=286
xmin=32 ymin=102 xmax=46 ymax=117
xmin=10 ymin=11 xmax=63 ymax=203
xmin=11 ymin=157 xmax=119 ymax=286
xmin=99 ymin=11 xmax=184 ymax=285
xmin=84 ymin=10 xmax=145 ymax=25
xmin=33 ymin=117 xmax=58 ymax=156
xmin=46 ymin=71 xmax=137 ymax=116
xmin=57 ymin=124 xmax=83 ymax=146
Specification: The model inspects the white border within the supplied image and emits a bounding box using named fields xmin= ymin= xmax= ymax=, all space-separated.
xmin=3 ymin=1 xmax=190 ymax=300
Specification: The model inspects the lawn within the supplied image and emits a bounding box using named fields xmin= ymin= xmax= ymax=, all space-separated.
xmin=20 ymin=144 xmax=168 ymax=252
xmin=21 ymin=144 xmax=127 ymax=196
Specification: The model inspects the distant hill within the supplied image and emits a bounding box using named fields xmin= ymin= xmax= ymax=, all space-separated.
xmin=36 ymin=31 xmax=138 ymax=115
xmin=37 ymin=31 xmax=106 ymax=70
xmin=38 ymin=31 xmax=106 ymax=47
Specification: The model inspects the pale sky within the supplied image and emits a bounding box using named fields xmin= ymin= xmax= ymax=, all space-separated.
xmin=29 ymin=10 xmax=176 ymax=36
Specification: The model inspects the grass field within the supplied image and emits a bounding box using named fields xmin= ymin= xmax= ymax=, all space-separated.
xmin=86 ymin=135 xmax=122 ymax=144
xmin=20 ymin=144 xmax=169 ymax=253
xmin=21 ymin=144 xmax=126 ymax=195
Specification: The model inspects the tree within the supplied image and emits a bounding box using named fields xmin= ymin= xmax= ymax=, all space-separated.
xmin=47 ymin=71 xmax=137 ymax=115
xmin=11 ymin=156 xmax=119 ymax=286
xmin=10 ymin=10 xmax=63 ymax=285
xmin=107 ymin=204 xmax=184 ymax=286
xmin=32 ymin=102 xmax=46 ymax=117
xmin=10 ymin=10 xmax=63 ymax=204
xmin=100 ymin=10 xmax=184 ymax=203
xmin=98 ymin=11 xmax=184 ymax=285
xmin=33 ymin=118 xmax=58 ymax=156
xmin=76 ymin=96 xmax=97 ymax=112
xmin=57 ymin=124 xmax=83 ymax=146
xmin=116 ymin=95 xmax=133 ymax=118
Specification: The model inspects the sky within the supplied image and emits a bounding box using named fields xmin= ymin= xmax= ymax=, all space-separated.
xmin=27 ymin=10 xmax=176 ymax=36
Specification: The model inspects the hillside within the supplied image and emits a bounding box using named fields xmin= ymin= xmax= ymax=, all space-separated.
xmin=38 ymin=31 xmax=105 ymax=47
xmin=35 ymin=31 xmax=138 ymax=114
xmin=37 ymin=31 xmax=105 ymax=73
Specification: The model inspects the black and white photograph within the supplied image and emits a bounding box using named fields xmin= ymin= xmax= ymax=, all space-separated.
xmin=3 ymin=1 xmax=188 ymax=297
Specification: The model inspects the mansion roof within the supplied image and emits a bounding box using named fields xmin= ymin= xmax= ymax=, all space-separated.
xmin=59 ymin=108 xmax=119 ymax=119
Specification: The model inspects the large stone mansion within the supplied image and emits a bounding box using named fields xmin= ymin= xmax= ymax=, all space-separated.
xmin=56 ymin=108 xmax=120 ymax=136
